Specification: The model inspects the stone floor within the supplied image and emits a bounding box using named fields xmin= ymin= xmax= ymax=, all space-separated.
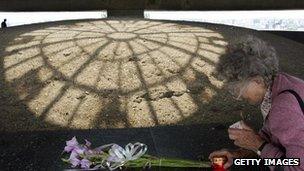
xmin=0 ymin=18 xmax=303 ymax=171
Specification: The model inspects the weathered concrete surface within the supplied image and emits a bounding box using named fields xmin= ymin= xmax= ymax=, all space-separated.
xmin=268 ymin=31 xmax=304 ymax=44
xmin=0 ymin=18 xmax=301 ymax=171
xmin=0 ymin=124 xmax=232 ymax=170
xmin=0 ymin=19 xmax=303 ymax=132
xmin=0 ymin=0 xmax=304 ymax=11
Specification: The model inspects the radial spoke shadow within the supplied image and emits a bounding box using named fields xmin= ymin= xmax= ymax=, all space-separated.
xmin=3 ymin=18 xmax=301 ymax=132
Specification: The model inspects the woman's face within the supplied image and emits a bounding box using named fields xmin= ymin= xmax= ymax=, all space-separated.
xmin=242 ymin=79 xmax=267 ymax=105
xmin=228 ymin=76 xmax=267 ymax=105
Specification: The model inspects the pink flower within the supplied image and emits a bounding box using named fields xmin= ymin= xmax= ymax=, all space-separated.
xmin=64 ymin=137 xmax=79 ymax=153
xmin=69 ymin=151 xmax=81 ymax=168
xmin=80 ymin=159 xmax=91 ymax=169
xmin=85 ymin=139 xmax=91 ymax=147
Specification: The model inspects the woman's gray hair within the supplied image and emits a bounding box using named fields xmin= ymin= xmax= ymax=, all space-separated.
xmin=215 ymin=35 xmax=279 ymax=86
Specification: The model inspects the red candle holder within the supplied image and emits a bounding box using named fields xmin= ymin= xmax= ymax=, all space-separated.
xmin=211 ymin=156 xmax=228 ymax=171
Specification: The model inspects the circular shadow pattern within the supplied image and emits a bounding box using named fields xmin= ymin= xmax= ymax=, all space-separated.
xmin=2 ymin=19 xmax=229 ymax=130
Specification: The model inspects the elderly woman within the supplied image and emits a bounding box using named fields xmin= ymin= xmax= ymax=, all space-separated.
xmin=209 ymin=36 xmax=304 ymax=171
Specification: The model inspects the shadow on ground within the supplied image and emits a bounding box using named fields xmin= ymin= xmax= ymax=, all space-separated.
xmin=0 ymin=18 xmax=303 ymax=170
xmin=0 ymin=19 xmax=265 ymax=131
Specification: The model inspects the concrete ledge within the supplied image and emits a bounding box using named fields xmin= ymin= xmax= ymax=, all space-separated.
xmin=0 ymin=124 xmax=231 ymax=170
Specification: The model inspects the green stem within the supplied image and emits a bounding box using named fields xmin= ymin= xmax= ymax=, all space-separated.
xmin=62 ymin=154 xmax=211 ymax=168
xmin=125 ymin=156 xmax=210 ymax=168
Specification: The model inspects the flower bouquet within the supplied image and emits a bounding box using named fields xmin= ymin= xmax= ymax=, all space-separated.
xmin=62 ymin=137 xmax=211 ymax=170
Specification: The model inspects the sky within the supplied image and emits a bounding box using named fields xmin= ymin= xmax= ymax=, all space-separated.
xmin=1 ymin=10 xmax=304 ymax=31
xmin=0 ymin=11 xmax=107 ymax=27
xmin=144 ymin=10 xmax=304 ymax=31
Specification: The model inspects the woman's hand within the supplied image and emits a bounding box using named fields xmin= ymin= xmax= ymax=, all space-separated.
xmin=209 ymin=149 xmax=235 ymax=169
xmin=228 ymin=121 xmax=264 ymax=151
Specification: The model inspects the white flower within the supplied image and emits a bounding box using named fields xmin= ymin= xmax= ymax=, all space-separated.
xmin=106 ymin=142 xmax=147 ymax=170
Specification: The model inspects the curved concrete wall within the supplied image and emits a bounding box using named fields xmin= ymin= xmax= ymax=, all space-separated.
xmin=1 ymin=0 xmax=304 ymax=11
